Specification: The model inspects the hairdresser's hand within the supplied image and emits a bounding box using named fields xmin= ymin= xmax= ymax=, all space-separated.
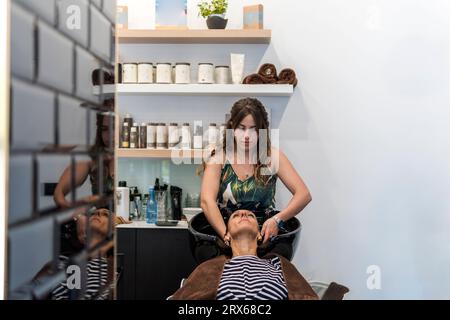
xmin=261 ymin=218 xmax=279 ymax=244
xmin=73 ymin=207 xmax=88 ymax=244
xmin=216 ymin=235 xmax=230 ymax=250
xmin=79 ymin=195 xmax=101 ymax=205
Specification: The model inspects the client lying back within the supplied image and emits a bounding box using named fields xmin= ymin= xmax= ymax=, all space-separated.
xmin=172 ymin=210 xmax=318 ymax=300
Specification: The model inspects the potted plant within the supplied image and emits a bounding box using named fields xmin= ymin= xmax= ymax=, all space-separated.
xmin=198 ymin=0 xmax=228 ymax=29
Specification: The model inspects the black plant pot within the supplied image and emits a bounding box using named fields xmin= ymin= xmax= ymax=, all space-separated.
xmin=206 ymin=15 xmax=228 ymax=29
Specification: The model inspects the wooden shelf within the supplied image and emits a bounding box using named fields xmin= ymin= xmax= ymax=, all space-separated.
xmin=117 ymin=29 xmax=271 ymax=44
xmin=117 ymin=148 xmax=206 ymax=160
xmin=94 ymin=84 xmax=293 ymax=97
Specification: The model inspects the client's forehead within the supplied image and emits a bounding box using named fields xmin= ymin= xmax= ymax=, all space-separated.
xmin=230 ymin=210 xmax=254 ymax=217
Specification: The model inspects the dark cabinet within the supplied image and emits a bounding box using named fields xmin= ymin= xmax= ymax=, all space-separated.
xmin=117 ymin=225 xmax=197 ymax=300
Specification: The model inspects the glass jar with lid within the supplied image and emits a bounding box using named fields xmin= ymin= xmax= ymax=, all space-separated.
xmin=175 ymin=63 xmax=191 ymax=84
xmin=122 ymin=63 xmax=138 ymax=83
xmin=198 ymin=63 xmax=214 ymax=84
xmin=215 ymin=66 xmax=230 ymax=84
xmin=138 ymin=63 xmax=153 ymax=83
xmin=156 ymin=63 xmax=172 ymax=84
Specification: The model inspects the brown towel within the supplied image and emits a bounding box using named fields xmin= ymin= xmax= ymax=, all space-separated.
xmin=92 ymin=68 xmax=114 ymax=86
xmin=243 ymin=73 xmax=266 ymax=84
xmin=258 ymin=63 xmax=278 ymax=81
xmin=277 ymin=68 xmax=298 ymax=87
xmin=261 ymin=75 xmax=278 ymax=84
xmin=321 ymin=282 xmax=350 ymax=300
xmin=244 ymin=64 xmax=299 ymax=86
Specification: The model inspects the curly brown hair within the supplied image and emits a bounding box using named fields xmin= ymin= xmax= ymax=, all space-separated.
xmin=202 ymin=98 xmax=273 ymax=185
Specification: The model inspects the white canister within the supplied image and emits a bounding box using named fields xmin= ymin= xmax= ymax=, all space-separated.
xmin=147 ymin=123 xmax=157 ymax=149
xmin=215 ymin=66 xmax=230 ymax=84
xmin=208 ymin=123 xmax=218 ymax=145
xmin=156 ymin=63 xmax=172 ymax=84
xmin=231 ymin=53 xmax=245 ymax=84
xmin=168 ymin=123 xmax=180 ymax=149
xmin=122 ymin=63 xmax=138 ymax=83
xmin=138 ymin=63 xmax=153 ymax=83
xmin=219 ymin=124 xmax=226 ymax=145
xmin=175 ymin=63 xmax=191 ymax=84
xmin=116 ymin=187 xmax=130 ymax=219
xmin=156 ymin=123 xmax=168 ymax=149
xmin=181 ymin=123 xmax=192 ymax=149
xmin=193 ymin=121 xmax=203 ymax=149
xmin=198 ymin=63 xmax=214 ymax=84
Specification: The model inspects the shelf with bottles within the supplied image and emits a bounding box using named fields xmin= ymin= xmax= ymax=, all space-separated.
xmin=116 ymin=220 xmax=189 ymax=229
xmin=119 ymin=114 xmax=226 ymax=161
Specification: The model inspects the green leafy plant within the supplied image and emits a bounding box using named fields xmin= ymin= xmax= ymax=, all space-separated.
xmin=198 ymin=0 xmax=228 ymax=18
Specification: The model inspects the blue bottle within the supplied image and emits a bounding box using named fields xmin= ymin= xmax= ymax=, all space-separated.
xmin=146 ymin=188 xmax=157 ymax=224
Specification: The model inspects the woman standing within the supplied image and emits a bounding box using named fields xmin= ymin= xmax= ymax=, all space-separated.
xmin=201 ymin=98 xmax=312 ymax=244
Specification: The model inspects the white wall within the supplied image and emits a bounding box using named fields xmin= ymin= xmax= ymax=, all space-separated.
xmin=117 ymin=0 xmax=450 ymax=299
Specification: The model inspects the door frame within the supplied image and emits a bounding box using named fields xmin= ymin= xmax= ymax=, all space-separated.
xmin=0 ymin=0 xmax=11 ymax=300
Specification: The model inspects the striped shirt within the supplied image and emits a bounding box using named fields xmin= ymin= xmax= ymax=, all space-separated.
xmin=217 ymin=255 xmax=288 ymax=300
xmin=51 ymin=255 xmax=110 ymax=300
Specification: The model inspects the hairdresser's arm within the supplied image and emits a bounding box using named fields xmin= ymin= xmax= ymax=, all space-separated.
xmin=201 ymin=161 xmax=226 ymax=240
xmin=53 ymin=161 xmax=94 ymax=209
xmin=261 ymin=148 xmax=312 ymax=243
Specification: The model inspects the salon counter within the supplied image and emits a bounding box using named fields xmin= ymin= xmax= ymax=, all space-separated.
xmin=116 ymin=220 xmax=189 ymax=229
xmin=116 ymin=220 xmax=197 ymax=300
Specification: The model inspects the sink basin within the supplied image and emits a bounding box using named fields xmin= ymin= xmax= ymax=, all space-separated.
xmin=188 ymin=210 xmax=302 ymax=264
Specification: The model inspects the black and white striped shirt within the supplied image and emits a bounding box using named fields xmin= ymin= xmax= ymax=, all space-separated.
xmin=217 ymin=255 xmax=288 ymax=300
xmin=51 ymin=255 xmax=110 ymax=300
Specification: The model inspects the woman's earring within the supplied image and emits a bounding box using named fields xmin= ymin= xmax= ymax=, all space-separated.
xmin=257 ymin=234 xmax=262 ymax=242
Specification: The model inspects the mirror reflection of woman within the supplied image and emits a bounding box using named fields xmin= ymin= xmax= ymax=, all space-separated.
xmin=201 ymin=98 xmax=312 ymax=244
xmin=33 ymin=208 xmax=128 ymax=300
xmin=53 ymin=108 xmax=115 ymax=209
xmin=53 ymin=209 xmax=129 ymax=300
xmin=53 ymin=105 xmax=116 ymax=258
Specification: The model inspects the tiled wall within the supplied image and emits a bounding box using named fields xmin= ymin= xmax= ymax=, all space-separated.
xmin=8 ymin=0 xmax=116 ymax=298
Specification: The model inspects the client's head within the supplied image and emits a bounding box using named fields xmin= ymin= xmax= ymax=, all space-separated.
xmin=224 ymin=210 xmax=262 ymax=252
xmin=76 ymin=208 xmax=128 ymax=245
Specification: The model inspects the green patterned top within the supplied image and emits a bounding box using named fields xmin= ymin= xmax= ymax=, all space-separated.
xmin=217 ymin=161 xmax=277 ymax=212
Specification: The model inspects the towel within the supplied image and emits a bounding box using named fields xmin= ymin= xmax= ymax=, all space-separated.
xmin=258 ymin=63 xmax=278 ymax=81
xmin=92 ymin=68 xmax=114 ymax=86
xmin=243 ymin=73 xmax=266 ymax=84
xmin=243 ymin=64 xmax=299 ymax=87
xmin=321 ymin=282 xmax=350 ymax=300
xmin=277 ymin=68 xmax=298 ymax=87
